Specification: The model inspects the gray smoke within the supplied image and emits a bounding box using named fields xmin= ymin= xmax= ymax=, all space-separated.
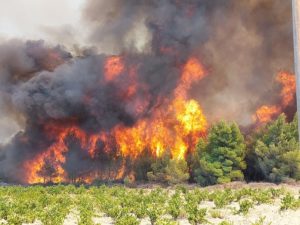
xmin=83 ymin=0 xmax=294 ymax=124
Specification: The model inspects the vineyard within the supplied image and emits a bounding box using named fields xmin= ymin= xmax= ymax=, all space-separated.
xmin=0 ymin=184 xmax=299 ymax=225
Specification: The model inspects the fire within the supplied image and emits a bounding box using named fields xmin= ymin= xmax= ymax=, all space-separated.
xmin=176 ymin=99 xmax=207 ymax=135
xmin=253 ymin=71 xmax=296 ymax=124
xmin=276 ymin=72 xmax=296 ymax=107
xmin=175 ymin=57 xmax=206 ymax=98
xmin=24 ymin=126 xmax=86 ymax=184
xmin=113 ymin=98 xmax=207 ymax=160
xmin=112 ymin=57 xmax=207 ymax=160
xmin=104 ymin=56 xmax=125 ymax=81
xmin=253 ymin=105 xmax=281 ymax=124
xmin=23 ymin=57 xmax=208 ymax=184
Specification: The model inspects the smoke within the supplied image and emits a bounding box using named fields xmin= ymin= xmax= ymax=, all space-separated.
xmin=83 ymin=0 xmax=294 ymax=124
xmin=198 ymin=0 xmax=294 ymax=124
xmin=0 ymin=0 xmax=295 ymax=183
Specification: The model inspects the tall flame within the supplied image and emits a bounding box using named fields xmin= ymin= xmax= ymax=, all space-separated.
xmin=23 ymin=57 xmax=208 ymax=184
xmin=276 ymin=72 xmax=296 ymax=107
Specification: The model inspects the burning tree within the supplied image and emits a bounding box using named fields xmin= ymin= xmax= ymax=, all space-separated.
xmin=37 ymin=159 xmax=59 ymax=183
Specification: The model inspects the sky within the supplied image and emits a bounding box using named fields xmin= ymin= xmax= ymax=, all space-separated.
xmin=0 ymin=0 xmax=85 ymax=143
xmin=0 ymin=0 xmax=85 ymax=45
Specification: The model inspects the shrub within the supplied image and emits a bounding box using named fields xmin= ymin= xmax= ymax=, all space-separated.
xmin=251 ymin=216 xmax=268 ymax=225
xmin=210 ymin=209 xmax=223 ymax=219
xmin=238 ymin=199 xmax=253 ymax=215
xmin=280 ymin=193 xmax=300 ymax=211
xmin=147 ymin=151 xmax=189 ymax=185
xmin=123 ymin=175 xmax=135 ymax=187
xmin=132 ymin=149 xmax=154 ymax=181
xmin=248 ymin=114 xmax=300 ymax=182
xmin=156 ymin=218 xmax=179 ymax=225
xmin=168 ymin=192 xmax=182 ymax=219
xmin=147 ymin=204 xmax=164 ymax=225
xmin=219 ymin=221 xmax=234 ymax=225
xmin=115 ymin=215 xmax=139 ymax=225
xmin=212 ymin=189 xmax=234 ymax=208
xmin=186 ymin=206 xmax=207 ymax=225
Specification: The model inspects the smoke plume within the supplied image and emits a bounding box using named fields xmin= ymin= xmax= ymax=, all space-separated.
xmin=0 ymin=0 xmax=295 ymax=183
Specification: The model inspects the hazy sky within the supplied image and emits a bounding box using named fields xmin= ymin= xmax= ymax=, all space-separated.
xmin=0 ymin=0 xmax=85 ymax=44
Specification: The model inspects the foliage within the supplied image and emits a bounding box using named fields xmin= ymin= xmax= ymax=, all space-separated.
xmin=123 ymin=175 xmax=135 ymax=187
xmin=209 ymin=209 xmax=223 ymax=219
xmin=211 ymin=189 xmax=235 ymax=208
xmin=115 ymin=215 xmax=139 ymax=225
xmin=193 ymin=121 xmax=246 ymax=186
xmin=280 ymin=193 xmax=300 ymax=211
xmin=237 ymin=199 xmax=253 ymax=215
xmin=249 ymin=114 xmax=300 ymax=182
xmin=251 ymin=216 xmax=270 ymax=225
xmin=219 ymin=221 xmax=234 ymax=225
xmin=147 ymin=151 xmax=190 ymax=185
xmin=0 ymin=185 xmax=294 ymax=224
xmin=168 ymin=191 xmax=182 ymax=219
xmin=132 ymin=149 xmax=154 ymax=181
xmin=78 ymin=194 xmax=94 ymax=225
xmin=186 ymin=206 xmax=207 ymax=225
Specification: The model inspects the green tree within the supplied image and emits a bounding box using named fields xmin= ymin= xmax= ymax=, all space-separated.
xmin=249 ymin=114 xmax=300 ymax=182
xmin=193 ymin=121 xmax=246 ymax=186
xmin=147 ymin=150 xmax=189 ymax=184
xmin=132 ymin=149 xmax=153 ymax=181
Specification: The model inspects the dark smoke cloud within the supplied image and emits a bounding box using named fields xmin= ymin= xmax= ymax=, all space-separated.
xmin=0 ymin=0 xmax=295 ymax=182
xmin=83 ymin=0 xmax=294 ymax=124
xmin=0 ymin=40 xmax=72 ymax=131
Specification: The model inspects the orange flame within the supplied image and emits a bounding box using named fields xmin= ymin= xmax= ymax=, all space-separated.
xmin=253 ymin=105 xmax=281 ymax=124
xmin=253 ymin=71 xmax=296 ymax=124
xmin=276 ymin=72 xmax=296 ymax=107
xmin=104 ymin=56 xmax=125 ymax=81
xmin=175 ymin=57 xmax=206 ymax=98
xmin=23 ymin=57 xmax=208 ymax=184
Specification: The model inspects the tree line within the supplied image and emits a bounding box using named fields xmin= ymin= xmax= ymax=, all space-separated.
xmin=137 ymin=113 xmax=300 ymax=186
xmin=2 ymin=113 xmax=299 ymax=186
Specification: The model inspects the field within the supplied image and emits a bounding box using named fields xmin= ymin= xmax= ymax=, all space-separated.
xmin=0 ymin=183 xmax=299 ymax=225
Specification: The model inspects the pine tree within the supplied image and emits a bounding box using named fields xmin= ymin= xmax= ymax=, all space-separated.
xmin=193 ymin=121 xmax=246 ymax=186
xmin=251 ymin=114 xmax=300 ymax=182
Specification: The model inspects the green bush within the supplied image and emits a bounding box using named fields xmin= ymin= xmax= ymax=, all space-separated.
xmin=193 ymin=121 xmax=246 ymax=186
xmin=132 ymin=149 xmax=154 ymax=181
xmin=212 ymin=189 xmax=234 ymax=208
xmin=147 ymin=151 xmax=189 ymax=185
xmin=186 ymin=205 xmax=207 ymax=225
xmin=238 ymin=199 xmax=253 ymax=215
xmin=249 ymin=114 xmax=300 ymax=182
xmin=168 ymin=192 xmax=182 ymax=219
xmin=147 ymin=204 xmax=164 ymax=225
xmin=115 ymin=215 xmax=139 ymax=225
xmin=280 ymin=193 xmax=300 ymax=211
xmin=219 ymin=221 xmax=234 ymax=225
